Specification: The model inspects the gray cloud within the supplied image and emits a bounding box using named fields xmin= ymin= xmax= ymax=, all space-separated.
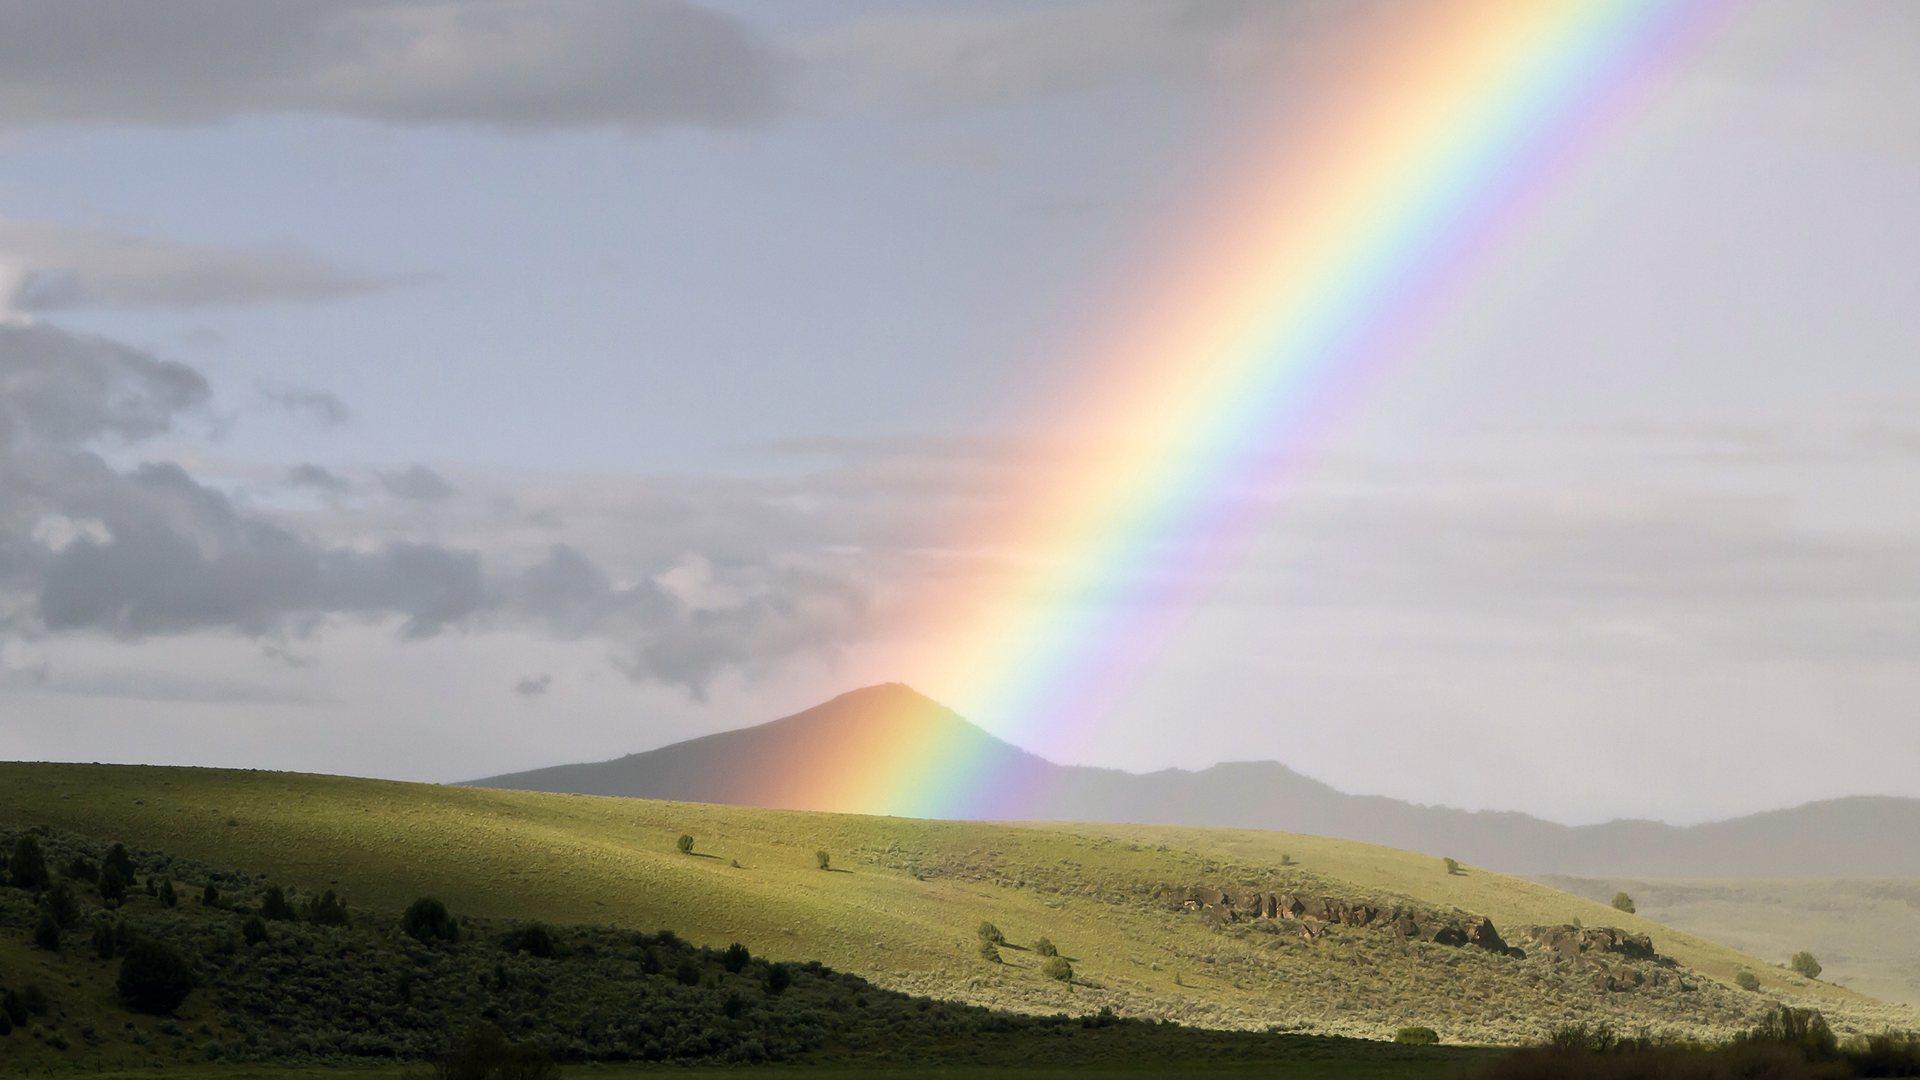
xmin=0 ymin=320 xmax=866 ymax=697
xmin=258 ymin=384 xmax=352 ymax=428
xmin=286 ymin=463 xmax=354 ymax=494
xmin=512 ymin=673 xmax=551 ymax=697
xmin=0 ymin=0 xmax=783 ymax=132
xmin=380 ymin=465 xmax=457 ymax=502
xmin=0 ymin=218 xmax=394 ymax=314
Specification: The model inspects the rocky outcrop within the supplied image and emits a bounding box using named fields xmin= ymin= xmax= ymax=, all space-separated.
xmin=1152 ymin=883 xmax=1523 ymax=957
xmin=1516 ymin=925 xmax=1688 ymax=993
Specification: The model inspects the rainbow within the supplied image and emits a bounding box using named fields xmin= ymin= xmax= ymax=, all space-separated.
xmin=802 ymin=0 xmax=1737 ymax=818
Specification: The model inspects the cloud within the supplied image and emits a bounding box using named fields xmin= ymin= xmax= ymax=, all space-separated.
xmin=380 ymin=465 xmax=457 ymax=502
xmin=286 ymin=463 xmax=354 ymax=494
xmin=512 ymin=672 xmax=551 ymax=697
xmin=0 ymin=218 xmax=394 ymax=314
xmin=258 ymin=384 xmax=352 ymax=428
xmin=0 ymin=320 xmax=867 ymax=697
xmin=0 ymin=0 xmax=784 ymax=132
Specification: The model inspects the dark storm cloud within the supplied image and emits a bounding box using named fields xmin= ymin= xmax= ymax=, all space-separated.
xmin=1 ymin=218 xmax=394 ymax=313
xmin=0 ymin=321 xmax=865 ymax=697
xmin=0 ymin=0 xmax=784 ymax=132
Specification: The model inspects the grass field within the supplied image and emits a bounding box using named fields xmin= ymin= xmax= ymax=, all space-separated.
xmin=0 ymin=761 xmax=1908 ymax=1061
xmin=56 ymin=1063 xmax=1485 ymax=1080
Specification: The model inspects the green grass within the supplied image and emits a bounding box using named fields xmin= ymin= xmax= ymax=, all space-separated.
xmin=62 ymin=1064 xmax=1482 ymax=1080
xmin=0 ymin=761 xmax=1908 ymax=1055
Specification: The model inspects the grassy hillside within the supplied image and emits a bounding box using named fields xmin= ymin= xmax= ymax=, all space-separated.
xmin=1540 ymin=876 xmax=1920 ymax=1008
xmin=0 ymin=762 xmax=1909 ymax=1051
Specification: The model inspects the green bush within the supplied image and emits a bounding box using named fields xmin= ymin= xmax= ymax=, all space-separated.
xmin=8 ymin=835 xmax=49 ymax=890
xmin=1736 ymin=970 xmax=1761 ymax=992
xmin=1611 ymin=892 xmax=1635 ymax=914
xmin=1043 ymin=956 xmax=1072 ymax=982
xmin=402 ymin=897 xmax=460 ymax=943
xmin=815 ymin=850 xmax=830 ymax=870
xmin=977 ymin=941 xmax=1002 ymax=963
xmin=674 ymin=959 xmax=702 ymax=986
xmin=1394 ymin=1026 xmax=1440 ymax=1045
xmin=1739 ymin=1005 xmax=1836 ymax=1059
xmin=1033 ymin=936 xmax=1057 ymax=957
xmin=977 ymin=921 xmax=1004 ymax=945
xmin=98 ymin=863 xmax=130 ymax=904
xmin=103 ymin=842 xmax=134 ymax=881
xmin=305 ymin=890 xmax=350 ymax=926
xmin=118 ymin=939 xmax=196 ymax=1015
xmin=1789 ymin=951 xmax=1822 ymax=980
xmin=723 ymin=942 xmax=751 ymax=973
xmin=259 ymin=884 xmax=297 ymax=921
xmin=503 ymin=923 xmax=558 ymax=958
xmin=93 ymin=918 xmax=120 ymax=959
xmin=676 ymin=834 xmax=695 ymax=855
xmin=65 ymin=855 xmax=98 ymax=882
xmin=242 ymin=916 xmax=269 ymax=945
xmin=1443 ymin=857 xmax=1462 ymax=875
xmin=32 ymin=908 xmax=62 ymax=950
xmin=199 ymin=882 xmax=219 ymax=907
xmin=765 ymin=962 xmax=791 ymax=996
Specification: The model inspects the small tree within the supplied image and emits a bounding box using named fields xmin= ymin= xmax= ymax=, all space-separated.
xmin=118 ymin=939 xmax=196 ymax=1014
xmin=44 ymin=883 xmax=80 ymax=927
xmin=503 ymin=923 xmax=558 ymax=958
xmin=1736 ymin=970 xmax=1762 ymax=991
xmin=103 ymin=843 xmax=134 ymax=882
xmin=9 ymin=835 xmax=49 ymax=891
xmin=977 ymin=921 xmax=1004 ymax=945
xmin=765 ymin=962 xmax=791 ymax=996
xmin=158 ymin=877 xmax=178 ymax=907
xmin=1043 ymin=955 xmax=1073 ymax=982
xmin=242 ymin=916 xmax=269 ymax=945
xmin=305 ymin=890 xmax=350 ymax=926
xmin=676 ymin=834 xmax=695 ymax=855
xmin=259 ymin=884 xmax=297 ymax=921
xmin=723 ymin=942 xmax=751 ymax=973
xmin=402 ymin=897 xmax=460 ymax=943
xmin=1280 ymin=853 xmax=1295 ymax=867
xmin=1611 ymin=891 xmax=1636 ymax=914
xmin=98 ymin=864 xmax=130 ymax=905
xmin=32 ymin=909 xmax=61 ymax=951
xmin=1790 ymin=951 xmax=1823 ymax=980
xmin=674 ymin=959 xmax=702 ymax=986
xmin=92 ymin=919 xmax=120 ymax=960
xmin=815 ymin=850 xmax=831 ymax=871
xmin=977 ymin=940 xmax=1002 ymax=963
xmin=1443 ymin=857 xmax=1462 ymax=876
xmin=199 ymin=882 xmax=219 ymax=907
xmin=1034 ymin=937 xmax=1058 ymax=957
xmin=64 ymin=855 xmax=98 ymax=882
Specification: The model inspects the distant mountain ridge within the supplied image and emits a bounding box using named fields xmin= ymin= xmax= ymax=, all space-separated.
xmin=469 ymin=684 xmax=1920 ymax=878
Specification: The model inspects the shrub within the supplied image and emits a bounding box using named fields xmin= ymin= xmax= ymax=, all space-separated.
xmin=402 ymin=897 xmax=460 ymax=943
xmin=1443 ymin=857 xmax=1462 ymax=875
xmin=118 ymin=939 xmax=196 ymax=1015
xmin=65 ymin=855 xmax=99 ymax=882
xmin=44 ymin=882 xmax=80 ymax=927
xmin=93 ymin=919 xmax=120 ymax=959
xmin=674 ymin=959 xmax=702 ymax=986
xmin=1611 ymin=892 xmax=1636 ymax=914
xmin=259 ymin=885 xmax=297 ymax=921
xmin=1739 ymin=1006 xmax=1836 ymax=1060
xmin=977 ymin=921 xmax=1004 ymax=945
xmin=103 ymin=842 xmax=134 ymax=881
xmin=1034 ymin=937 xmax=1058 ymax=957
xmin=503 ymin=923 xmax=558 ymax=958
xmin=1043 ymin=955 xmax=1073 ymax=982
xmin=305 ymin=890 xmax=350 ymax=926
xmin=242 ymin=916 xmax=269 ymax=945
xmin=1280 ymin=853 xmax=1295 ymax=866
xmin=9 ymin=835 xmax=49 ymax=890
xmin=199 ymin=882 xmax=219 ymax=907
xmin=1789 ymin=951 xmax=1822 ymax=980
xmin=723 ymin=942 xmax=751 ymax=973
xmin=1736 ymin=970 xmax=1761 ymax=992
xmin=434 ymin=1023 xmax=557 ymax=1080
xmin=815 ymin=850 xmax=830 ymax=871
xmin=1395 ymin=1026 xmax=1441 ymax=1045
xmin=765 ymin=962 xmax=791 ymax=996
xmin=978 ymin=941 xmax=1002 ymax=963
xmin=98 ymin=864 xmax=130 ymax=905
xmin=32 ymin=908 xmax=61 ymax=950
xmin=2 ymin=988 xmax=28 ymax=1024
xmin=676 ymin=834 xmax=695 ymax=855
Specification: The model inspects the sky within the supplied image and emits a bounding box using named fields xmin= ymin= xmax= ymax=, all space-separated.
xmin=0 ymin=0 xmax=1916 ymax=826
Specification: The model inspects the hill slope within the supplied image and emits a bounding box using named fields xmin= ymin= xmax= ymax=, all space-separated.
xmin=1 ymin=760 xmax=1908 ymax=1048
xmin=473 ymin=684 xmax=1920 ymax=879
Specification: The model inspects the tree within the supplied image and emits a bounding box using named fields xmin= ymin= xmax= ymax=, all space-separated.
xmin=242 ymin=916 xmax=269 ymax=946
xmin=9 ymin=835 xmax=49 ymax=891
xmin=1043 ymin=955 xmax=1073 ymax=982
xmin=64 ymin=855 xmax=98 ymax=882
xmin=102 ymin=843 xmax=134 ymax=882
xmin=43 ymin=883 xmax=80 ymax=928
xmin=815 ymin=850 xmax=831 ymax=871
xmin=92 ymin=919 xmax=120 ymax=960
xmin=259 ymin=884 xmax=297 ymax=921
xmin=1034 ymin=937 xmax=1058 ymax=957
xmin=402 ymin=897 xmax=459 ymax=943
xmin=158 ymin=877 xmax=178 ymax=907
xmin=674 ymin=959 xmax=702 ymax=986
xmin=199 ymin=882 xmax=218 ymax=908
xmin=977 ymin=921 xmax=1004 ymax=945
xmin=503 ymin=923 xmax=557 ymax=958
xmin=765 ymin=962 xmax=791 ymax=996
xmin=32 ymin=909 xmax=61 ymax=951
xmin=1611 ymin=891 xmax=1636 ymax=914
xmin=676 ymin=834 xmax=695 ymax=855
xmin=723 ymin=942 xmax=751 ymax=973
xmin=977 ymin=941 xmax=1002 ymax=963
xmin=118 ymin=939 xmax=196 ymax=1014
xmin=1790 ymin=951 xmax=1823 ymax=980
xmin=1736 ymin=970 xmax=1762 ymax=991
xmin=98 ymin=864 xmax=130 ymax=905
xmin=1442 ymin=857 xmax=1462 ymax=876
xmin=305 ymin=890 xmax=349 ymax=926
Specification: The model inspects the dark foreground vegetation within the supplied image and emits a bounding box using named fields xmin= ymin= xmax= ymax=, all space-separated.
xmin=0 ymin=826 xmax=1469 ymax=1074
xmin=1474 ymin=1012 xmax=1920 ymax=1079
